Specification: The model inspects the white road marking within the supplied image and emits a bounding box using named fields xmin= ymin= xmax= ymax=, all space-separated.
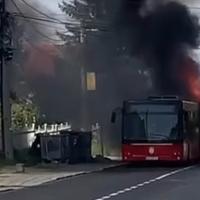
xmin=94 ymin=165 xmax=195 ymax=200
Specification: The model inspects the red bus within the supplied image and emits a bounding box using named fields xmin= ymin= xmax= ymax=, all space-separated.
xmin=111 ymin=96 xmax=200 ymax=162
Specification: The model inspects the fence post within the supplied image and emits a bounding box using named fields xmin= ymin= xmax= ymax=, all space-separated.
xmin=96 ymin=123 xmax=104 ymax=158
xmin=44 ymin=123 xmax=47 ymax=133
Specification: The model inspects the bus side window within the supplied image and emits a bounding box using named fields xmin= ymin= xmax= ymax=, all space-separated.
xmin=183 ymin=111 xmax=189 ymax=136
xmin=187 ymin=111 xmax=199 ymax=138
xmin=194 ymin=111 xmax=200 ymax=134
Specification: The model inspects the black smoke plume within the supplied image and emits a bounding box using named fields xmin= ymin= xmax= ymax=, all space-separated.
xmin=114 ymin=0 xmax=200 ymax=95
xmin=138 ymin=1 xmax=200 ymax=95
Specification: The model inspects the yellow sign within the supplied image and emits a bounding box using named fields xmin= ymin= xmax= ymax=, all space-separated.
xmin=86 ymin=72 xmax=96 ymax=91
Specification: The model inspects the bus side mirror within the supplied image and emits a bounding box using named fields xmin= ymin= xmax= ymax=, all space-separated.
xmin=184 ymin=111 xmax=189 ymax=121
xmin=111 ymin=107 xmax=122 ymax=123
xmin=111 ymin=112 xmax=117 ymax=123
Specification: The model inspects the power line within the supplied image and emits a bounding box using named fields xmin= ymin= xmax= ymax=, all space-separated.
xmin=13 ymin=13 xmax=66 ymax=24
xmin=13 ymin=13 xmax=83 ymax=33
xmin=19 ymin=0 xmax=67 ymax=24
xmin=10 ymin=0 xmax=64 ymax=42
xmin=12 ymin=14 xmax=68 ymax=31
xmin=10 ymin=0 xmax=112 ymax=29
xmin=12 ymin=13 xmax=112 ymax=34
xmin=12 ymin=13 xmax=114 ymax=37
xmin=25 ymin=21 xmax=66 ymax=31
xmin=30 ymin=27 xmax=64 ymax=42
xmin=13 ymin=13 xmax=110 ymax=29
xmin=10 ymin=0 xmax=116 ymax=41
xmin=12 ymin=13 xmax=79 ymax=27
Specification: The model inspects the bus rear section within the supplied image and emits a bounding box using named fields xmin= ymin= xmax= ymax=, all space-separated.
xmin=112 ymin=97 xmax=200 ymax=162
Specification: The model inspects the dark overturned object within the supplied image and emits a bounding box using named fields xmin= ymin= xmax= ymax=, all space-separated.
xmin=38 ymin=131 xmax=93 ymax=164
xmin=62 ymin=130 xmax=93 ymax=164
xmin=29 ymin=134 xmax=41 ymax=163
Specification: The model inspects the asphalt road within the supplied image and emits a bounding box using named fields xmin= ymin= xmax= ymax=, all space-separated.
xmin=0 ymin=163 xmax=200 ymax=200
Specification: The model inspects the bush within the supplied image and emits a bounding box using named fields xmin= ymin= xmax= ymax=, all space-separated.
xmin=11 ymin=102 xmax=39 ymax=130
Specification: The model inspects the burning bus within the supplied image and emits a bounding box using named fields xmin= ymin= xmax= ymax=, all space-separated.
xmin=111 ymin=96 xmax=200 ymax=162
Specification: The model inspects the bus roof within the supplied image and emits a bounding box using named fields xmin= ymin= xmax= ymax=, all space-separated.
xmin=124 ymin=96 xmax=198 ymax=105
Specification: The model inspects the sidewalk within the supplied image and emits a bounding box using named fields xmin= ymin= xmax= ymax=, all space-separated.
xmin=0 ymin=161 xmax=123 ymax=192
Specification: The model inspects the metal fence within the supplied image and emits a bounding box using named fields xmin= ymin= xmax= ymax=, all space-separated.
xmin=12 ymin=122 xmax=71 ymax=150
xmin=12 ymin=122 xmax=104 ymax=159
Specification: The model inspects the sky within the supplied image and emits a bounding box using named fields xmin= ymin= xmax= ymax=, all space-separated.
xmin=7 ymin=0 xmax=69 ymax=44
xmin=36 ymin=0 xmax=200 ymax=12
xmin=28 ymin=0 xmax=70 ymax=44
xmin=35 ymin=0 xmax=66 ymax=38
xmin=35 ymin=0 xmax=63 ymax=14
xmin=181 ymin=0 xmax=200 ymax=62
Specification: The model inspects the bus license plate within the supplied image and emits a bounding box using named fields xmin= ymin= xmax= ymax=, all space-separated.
xmin=145 ymin=156 xmax=159 ymax=161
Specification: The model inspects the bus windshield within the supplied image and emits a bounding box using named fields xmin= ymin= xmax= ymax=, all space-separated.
xmin=123 ymin=104 xmax=179 ymax=141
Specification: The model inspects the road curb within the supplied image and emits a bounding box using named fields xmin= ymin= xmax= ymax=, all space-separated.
xmin=46 ymin=162 xmax=126 ymax=183
xmin=0 ymin=162 xmax=126 ymax=192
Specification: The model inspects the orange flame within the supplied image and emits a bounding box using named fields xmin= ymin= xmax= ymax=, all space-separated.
xmin=187 ymin=74 xmax=200 ymax=101
xmin=181 ymin=57 xmax=200 ymax=101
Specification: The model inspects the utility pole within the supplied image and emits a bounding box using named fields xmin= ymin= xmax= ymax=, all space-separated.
xmin=0 ymin=0 xmax=13 ymax=160
xmin=80 ymin=29 xmax=87 ymax=130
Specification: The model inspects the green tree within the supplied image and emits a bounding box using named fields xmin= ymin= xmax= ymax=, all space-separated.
xmin=58 ymin=0 xmax=116 ymax=44
xmin=58 ymin=0 xmax=137 ymax=55
xmin=11 ymin=101 xmax=39 ymax=130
